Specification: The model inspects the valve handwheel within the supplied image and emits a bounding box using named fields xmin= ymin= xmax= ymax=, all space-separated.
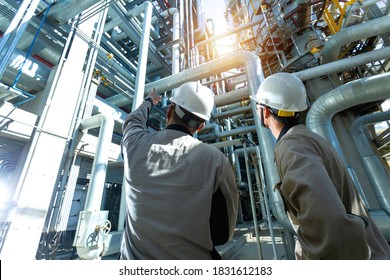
xmin=99 ymin=220 xmax=111 ymax=235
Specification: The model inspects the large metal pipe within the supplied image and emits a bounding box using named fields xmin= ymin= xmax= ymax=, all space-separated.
xmin=213 ymin=105 xmax=251 ymax=120
xmin=145 ymin=50 xmax=262 ymax=96
xmin=171 ymin=8 xmax=180 ymax=75
xmin=198 ymin=122 xmax=256 ymax=141
xmin=322 ymin=15 xmax=390 ymax=64
xmin=306 ymin=72 xmax=390 ymax=216
xmin=294 ymin=47 xmax=390 ymax=81
xmin=214 ymin=86 xmax=249 ymax=107
xmin=150 ymin=7 xmax=180 ymax=75
xmin=351 ymin=111 xmax=390 ymax=214
xmin=194 ymin=0 xmax=206 ymax=41
xmin=80 ymin=114 xmax=115 ymax=211
xmin=132 ymin=1 xmax=153 ymax=111
xmin=108 ymin=3 xmax=170 ymax=74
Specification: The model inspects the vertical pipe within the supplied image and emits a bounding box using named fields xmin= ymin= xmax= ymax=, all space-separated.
xmin=351 ymin=111 xmax=390 ymax=209
xmin=172 ymin=8 xmax=180 ymax=75
xmin=81 ymin=114 xmax=115 ymax=211
xmin=189 ymin=0 xmax=195 ymax=66
xmin=255 ymin=145 xmax=280 ymax=259
xmin=132 ymin=1 xmax=153 ymax=111
xmin=306 ymin=72 xmax=390 ymax=216
xmin=243 ymin=141 xmax=263 ymax=260
xmin=185 ymin=0 xmax=191 ymax=67
xmin=179 ymin=0 xmax=185 ymax=39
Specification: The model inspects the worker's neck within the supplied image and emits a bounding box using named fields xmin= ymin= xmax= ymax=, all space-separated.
xmin=269 ymin=121 xmax=285 ymax=141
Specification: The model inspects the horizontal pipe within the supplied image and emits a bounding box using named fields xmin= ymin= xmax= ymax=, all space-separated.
xmin=322 ymin=15 xmax=390 ymax=64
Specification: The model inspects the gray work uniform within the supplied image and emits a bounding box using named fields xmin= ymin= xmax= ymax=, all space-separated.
xmin=274 ymin=124 xmax=390 ymax=260
xmin=119 ymin=99 xmax=238 ymax=259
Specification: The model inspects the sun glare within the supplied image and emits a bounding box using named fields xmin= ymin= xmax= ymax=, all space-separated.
xmin=204 ymin=0 xmax=235 ymax=56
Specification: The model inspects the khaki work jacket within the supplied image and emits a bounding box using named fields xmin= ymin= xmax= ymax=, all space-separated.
xmin=274 ymin=125 xmax=390 ymax=260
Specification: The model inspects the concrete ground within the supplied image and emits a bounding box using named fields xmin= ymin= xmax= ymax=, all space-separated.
xmin=102 ymin=221 xmax=294 ymax=260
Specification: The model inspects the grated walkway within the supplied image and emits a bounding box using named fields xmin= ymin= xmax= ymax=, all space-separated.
xmin=217 ymin=222 xmax=290 ymax=260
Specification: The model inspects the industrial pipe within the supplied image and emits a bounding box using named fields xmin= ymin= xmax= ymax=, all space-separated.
xmin=306 ymin=72 xmax=390 ymax=216
xmin=295 ymin=47 xmax=390 ymax=81
xmin=322 ymin=15 xmax=390 ymax=64
xmin=80 ymin=114 xmax=115 ymax=211
xmin=132 ymin=1 xmax=153 ymax=111
xmin=351 ymin=111 xmax=390 ymax=215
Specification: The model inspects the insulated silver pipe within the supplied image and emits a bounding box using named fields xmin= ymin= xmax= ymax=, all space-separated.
xmin=145 ymin=50 xmax=262 ymax=97
xmin=198 ymin=123 xmax=256 ymax=141
xmin=214 ymin=87 xmax=249 ymax=107
xmin=80 ymin=114 xmax=115 ymax=211
xmin=132 ymin=1 xmax=153 ymax=110
xmin=171 ymin=8 xmax=180 ymax=75
xmin=322 ymin=15 xmax=390 ymax=64
xmin=213 ymin=105 xmax=251 ymax=119
xmin=351 ymin=111 xmax=390 ymax=215
xmin=306 ymin=72 xmax=390 ymax=216
xmin=243 ymin=141 xmax=263 ymax=260
xmin=194 ymin=0 xmax=206 ymax=41
xmin=294 ymin=47 xmax=390 ymax=81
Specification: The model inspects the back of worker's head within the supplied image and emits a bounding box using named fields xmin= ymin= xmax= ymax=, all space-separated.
xmin=169 ymin=81 xmax=214 ymax=129
xmin=250 ymin=72 xmax=307 ymax=126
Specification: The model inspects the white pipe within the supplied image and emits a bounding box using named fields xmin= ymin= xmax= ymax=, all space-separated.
xmin=80 ymin=114 xmax=115 ymax=211
xmin=295 ymin=47 xmax=390 ymax=81
xmin=170 ymin=8 xmax=180 ymax=75
xmin=149 ymin=6 xmax=180 ymax=68
xmin=132 ymin=1 xmax=153 ymax=111
xmin=214 ymin=87 xmax=249 ymax=107
xmin=194 ymin=0 xmax=206 ymax=41
xmin=145 ymin=50 xmax=262 ymax=96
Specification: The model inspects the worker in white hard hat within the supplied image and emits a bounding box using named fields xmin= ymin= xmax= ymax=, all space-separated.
xmin=251 ymin=72 xmax=390 ymax=260
xmin=119 ymin=81 xmax=238 ymax=260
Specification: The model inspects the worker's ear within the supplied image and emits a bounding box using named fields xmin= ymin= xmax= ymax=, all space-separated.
xmin=263 ymin=106 xmax=272 ymax=118
xmin=166 ymin=104 xmax=174 ymax=119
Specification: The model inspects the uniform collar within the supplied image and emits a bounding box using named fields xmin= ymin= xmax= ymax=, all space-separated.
xmin=277 ymin=124 xmax=294 ymax=142
xmin=166 ymin=124 xmax=192 ymax=136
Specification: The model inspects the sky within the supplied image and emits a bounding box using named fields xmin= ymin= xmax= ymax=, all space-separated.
xmin=203 ymin=0 xmax=235 ymax=55
xmin=203 ymin=0 xmax=227 ymax=35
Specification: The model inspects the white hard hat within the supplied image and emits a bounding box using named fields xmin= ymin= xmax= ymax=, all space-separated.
xmin=170 ymin=81 xmax=214 ymax=120
xmin=250 ymin=72 xmax=307 ymax=115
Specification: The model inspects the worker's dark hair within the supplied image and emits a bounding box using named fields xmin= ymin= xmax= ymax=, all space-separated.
xmin=171 ymin=103 xmax=204 ymax=129
xmin=267 ymin=106 xmax=300 ymax=126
